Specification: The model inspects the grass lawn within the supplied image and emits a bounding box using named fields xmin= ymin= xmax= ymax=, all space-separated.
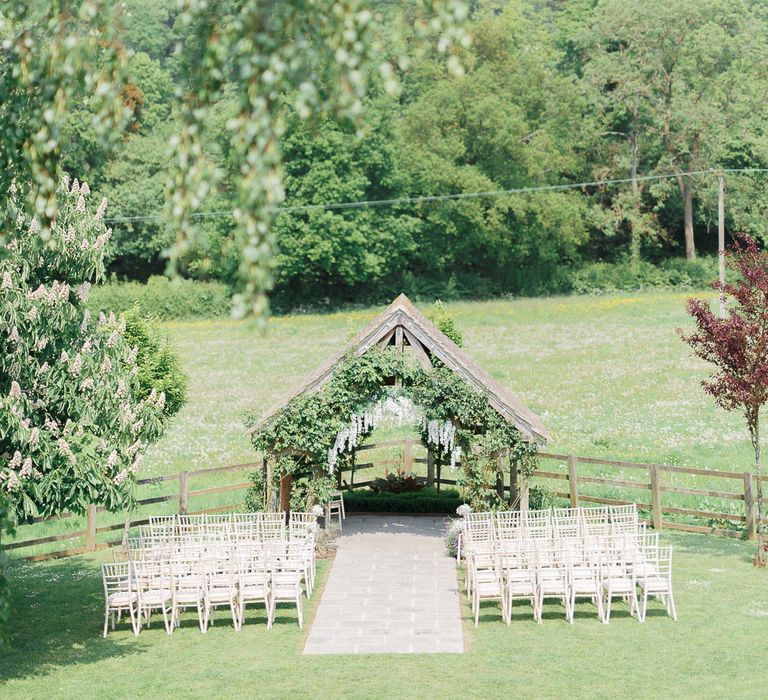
xmin=0 ymin=531 xmax=765 ymax=699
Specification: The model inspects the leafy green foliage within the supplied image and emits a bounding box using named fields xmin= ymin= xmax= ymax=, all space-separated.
xmin=426 ymin=300 xmax=463 ymax=346
xmin=122 ymin=309 xmax=188 ymax=418
xmin=88 ymin=276 xmax=230 ymax=320
xmin=369 ymin=473 xmax=426 ymax=493
xmin=0 ymin=178 xmax=168 ymax=520
xmin=343 ymin=487 xmax=462 ymax=513
xmin=248 ymin=340 xmax=538 ymax=511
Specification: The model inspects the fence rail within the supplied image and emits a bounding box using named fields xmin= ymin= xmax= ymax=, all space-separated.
xmin=4 ymin=441 xmax=765 ymax=561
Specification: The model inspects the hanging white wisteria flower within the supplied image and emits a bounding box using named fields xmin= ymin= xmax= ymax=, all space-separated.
xmin=423 ymin=418 xmax=463 ymax=470
xmin=327 ymin=395 xmax=423 ymax=473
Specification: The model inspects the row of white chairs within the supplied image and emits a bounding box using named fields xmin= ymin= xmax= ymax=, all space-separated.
xmin=103 ymin=512 xmax=319 ymax=637
xmin=461 ymin=506 xmax=676 ymax=626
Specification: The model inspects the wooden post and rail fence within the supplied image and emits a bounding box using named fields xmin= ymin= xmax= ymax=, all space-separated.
xmin=4 ymin=440 xmax=766 ymax=561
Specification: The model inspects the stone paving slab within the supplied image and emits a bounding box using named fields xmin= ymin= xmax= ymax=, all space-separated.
xmin=303 ymin=515 xmax=464 ymax=655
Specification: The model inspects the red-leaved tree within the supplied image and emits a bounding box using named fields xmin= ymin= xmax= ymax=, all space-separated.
xmin=681 ymin=235 xmax=768 ymax=565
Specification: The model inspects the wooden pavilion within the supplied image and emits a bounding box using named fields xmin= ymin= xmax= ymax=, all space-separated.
xmin=252 ymin=293 xmax=550 ymax=509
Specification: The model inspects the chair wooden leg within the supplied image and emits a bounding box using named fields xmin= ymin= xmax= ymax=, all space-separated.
xmin=103 ymin=606 xmax=110 ymax=638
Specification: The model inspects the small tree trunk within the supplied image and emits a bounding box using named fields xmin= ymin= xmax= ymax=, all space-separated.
xmin=683 ymin=180 xmax=696 ymax=260
xmin=752 ymin=419 xmax=766 ymax=566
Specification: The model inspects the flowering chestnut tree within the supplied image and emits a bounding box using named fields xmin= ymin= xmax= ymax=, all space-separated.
xmin=681 ymin=235 xmax=768 ymax=565
xmin=0 ymin=177 xmax=167 ymax=521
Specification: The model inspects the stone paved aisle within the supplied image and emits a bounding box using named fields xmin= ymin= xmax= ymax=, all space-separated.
xmin=303 ymin=515 xmax=464 ymax=655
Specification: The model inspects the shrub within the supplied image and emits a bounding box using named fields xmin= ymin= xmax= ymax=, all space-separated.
xmin=315 ymin=523 xmax=339 ymax=559
xmin=89 ymin=276 xmax=230 ymax=320
xmin=444 ymin=518 xmax=463 ymax=558
xmin=426 ymin=300 xmax=463 ymax=346
xmin=528 ymin=484 xmax=557 ymax=511
xmin=569 ymin=257 xmax=718 ymax=295
xmin=123 ymin=309 xmax=188 ymax=417
xmin=369 ymin=473 xmax=427 ymax=493
xmin=343 ymin=487 xmax=462 ymax=514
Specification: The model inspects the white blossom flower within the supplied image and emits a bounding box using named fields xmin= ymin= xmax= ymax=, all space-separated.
xmin=20 ymin=457 xmax=32 ymax=478
xmin=127 ymin=346 xmax=138 ymax=364
xmin=81 ymin=309 xmax=91 ymax=333
xmin=101 ymin=356 xmax=112 ymax=373
xmin=29 ymin=217 xmax=40 ymax=233
xmin=63 ymin=225 xmax=76 ymax=244
xmin=6 ymin=471 xmax=20 ymax=490
xmin=35 ymin=338 xmax=48 ymax=352
xmin=98 ymin=311 xmax=106 ymax=324
xmin=75 ymin=282 xmax=91 ymax=303
xmin=28 ymin=305 xmax=38 ymax=321
xmin=69 ymin=353 xmax=82 ymax=376
xmin=8 ymin=326 xmax=19 ymax=343
xmin=148 ymin=388 xmax=157 ymax=402
xmin=39 ymin=361 xmax=49 ymax=374
xmin=57 ymin=438 xmax=76 ymax=464
xmin=81 ymin=377 xmax=94 ymax=391
xmin=1 ymin=271 xmax=11 ymax=289
xmin=114 ymin=468 xmax=128 ymax=485
xmin=97 ymin=438 xmax=107 ymax=453
xmin=157 ymin=392 xmax=166 ymax=410
xmin=9 ymin=380 xmax=21 ymax=399
xmin=81 ymin=339 xmax=92 ymax=353
xmin=456 ymin=504 xmax=472 ymax=517
xmin=9 ymin=450 xmax=21 ymax=469
xmin=60 ymin=350 xmax=69 ymax=363
xmin=129 ymin=455 xmax=143 ymax=473
xmin=80 ymin=181 xmax=90 ymax=196
xmin=71 ymin=178 xmax=80 ymax=195
xmin=80 ymin=238 xmax=89 ymax=250
xmin=95 ymin=197 xmax=107 ymax=220
xmin=116 ymin=379 xmax=127 ymax=398
xmin=127 ymin=440 xmax=142 ymax=457
xmin=76 ymin=194 xmax=86 ymax=212
xmin=29 ymin=427 xmax=40 ymax=447
xmin=107 ymin=330 xmax=118 ymax=348
xmin=311 ymin=505 xmax=324 ymax=517
xmin=107 ymin=450 xmax=118 ymax=468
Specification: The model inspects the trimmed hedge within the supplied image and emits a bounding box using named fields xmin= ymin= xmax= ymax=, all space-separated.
xmin=89 ymin=276 xmax=230 ymax=320
xmin=343 ymin=487 xmax=463 ymax=514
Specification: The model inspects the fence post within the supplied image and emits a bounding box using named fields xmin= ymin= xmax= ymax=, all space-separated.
xmin=743 ymin=472 xmax=757 ymax=540
xmin=404 ymin=439 xmax=414 ymax=474
xmin=349 ymin=450 xmax=355 ymax=492
xmin=427 ymin=448 xmax=435 ymax=487
xmin=179 ymin=471 xmax=189 ymax=515
xmin=650 ymin=465 xmax=662 ymax=530
xmin=567 ymin=455 xmax=579 ymax=508
xmin=86 ymin=504 xmax=97 ymax=551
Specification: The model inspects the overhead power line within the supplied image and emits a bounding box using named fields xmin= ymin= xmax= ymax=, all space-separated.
xmin=103 ymin=167 xmax=768 ymax=225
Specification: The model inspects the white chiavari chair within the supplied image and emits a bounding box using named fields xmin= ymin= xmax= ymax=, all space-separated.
xmin=202 ymin=556 xmax=239 ymax=632
xmin=268 ymin=548 xmax=305 ymax=628
xmin=500 ymin=549 xmax=537 ymax=624
xmin=600 ymin=547 xmax=638 ymax=623
xmin=171 ymin=557 xmax=206 ymax=632
xmin=134 ymin=558 xmax=173 ymax=634
xmin=235 ymin=546 xmax=271 ymax=630
xmin=637 ymin=545 xmax=676 ymax=622
xmin=534 ymin=545 xmax=571 ymax=624
xmin=101 ymin=562 xmax=139 ymax=637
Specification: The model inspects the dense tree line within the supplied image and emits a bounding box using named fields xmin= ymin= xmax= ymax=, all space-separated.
xmin=57 ymin=0 xmax=768 ymax=307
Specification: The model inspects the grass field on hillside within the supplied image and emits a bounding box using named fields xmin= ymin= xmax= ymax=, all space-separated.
xmin=6 ymin=290 xmax=761 ymax=553
xmin=1 ymin=532 xmax=765 ymax=699
xmin=146 ymin=289 xmax=749 ymax=476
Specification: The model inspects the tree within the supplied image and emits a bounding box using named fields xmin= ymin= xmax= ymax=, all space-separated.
xmin=123 ymin=309 xmax=188 ymax=418
xmin=586 ymin=0 xmax=768 ymax=260
xmin=681 ymin=235 xmax=768 ymax=565
xmin=400 ymin=3 xmax=588 ymax=293
xmin=1 ymin=177 xmax=168 ymax=520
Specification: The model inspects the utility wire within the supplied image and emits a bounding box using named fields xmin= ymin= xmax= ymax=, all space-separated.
xmin=103 ymin=167 xmax=768 ymax=225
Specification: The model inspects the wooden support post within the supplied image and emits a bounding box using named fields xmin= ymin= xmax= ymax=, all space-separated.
xmin=349 ymin=451 xmax=355 ymax=492
xmin=509 ymin=459 xmax=518 ymax=507
xmin=744 ymin=472 xmax=757 ymax=540
xmin=567 ymin=455 xmax=579 ymax=508
xmin=86 ymin=504 xmax=97 ymax=551
xmin=404 ymin=439 xmax=414 ymax=475
xmin=495 ymin=469 xmax=504 ymax=500
xmin=427 ymin=448 xmax=435 ymax=487
xmin=279 ymin=473 xmax=292 ymax=517
xmin=520 ymin=479 xmax=529 ymax=514
xmin=179 ymin=471 xmax=189 ymax=515
xmin=394 ymin=326 xmax=403 ymax=388
xmin=436 ymin=453 xmax=442 ymax=492
xmin=650 ymin=465 xmax=662 ymax=530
